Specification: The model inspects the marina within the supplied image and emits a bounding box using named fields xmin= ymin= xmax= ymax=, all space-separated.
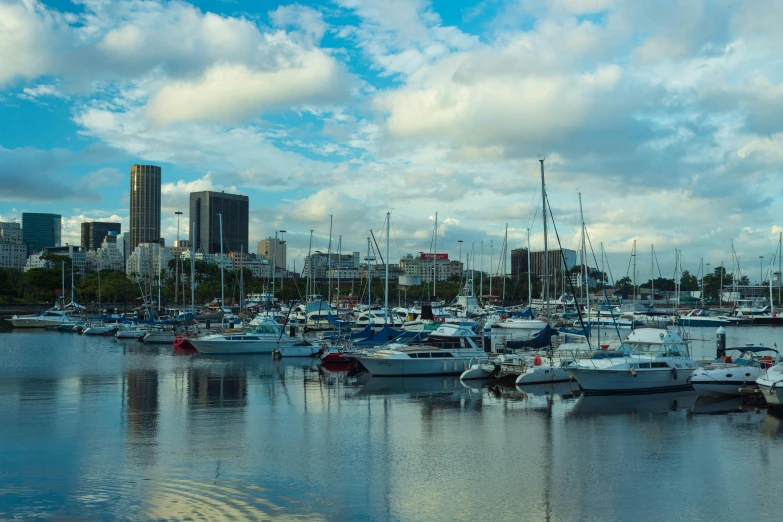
xmin=1 ymin=325 xmax=783 ymax=520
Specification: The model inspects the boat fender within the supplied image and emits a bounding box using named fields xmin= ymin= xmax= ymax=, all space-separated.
xmin=672 ymin=368 xmax=678 ymax=380
xmin=533 ymin=357 xmax=542 ymax=366
xmin=629 ymin=367 xmax=637 ymax=377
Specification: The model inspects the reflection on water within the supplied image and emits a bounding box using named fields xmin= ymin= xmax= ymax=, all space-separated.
xmin=2 ymin=330 xmax=783 ymax=520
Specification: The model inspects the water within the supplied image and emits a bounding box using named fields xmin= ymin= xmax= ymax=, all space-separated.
xmin=1 ymin=327 xmax=782 ymax=521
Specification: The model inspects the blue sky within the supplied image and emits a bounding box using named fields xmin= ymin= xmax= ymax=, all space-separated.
xmin=1 ymin=0 xmax=783 ymax=281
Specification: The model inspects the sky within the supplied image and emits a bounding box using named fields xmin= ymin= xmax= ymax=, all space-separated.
xmin=1 ymin=0 xmax=782 ymax=283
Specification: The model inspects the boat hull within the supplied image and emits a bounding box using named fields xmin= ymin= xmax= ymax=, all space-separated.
xmin=494 ymin=321 xmax=547 ymax=330
xmin=116 ymin=330 xmax=148 ymax=339
xmin=142 ymin=332 xmax=176 ymax=344
xmin=570 ymin=367 xmax=694 ymax=394
xmin=275 ymin=345 xmax=314 ymax=357
xmin=357 ymin=356 xmax=475 ymax=377
xmin=189 ymin=339 xmax=278 ymax=354
xmin=515 ymin=366 xmax=573 ymax=385
xmin=677 ymin=318 xmax=731 ymax=327
xmin=758 ymin=381 xmax=783 ymax=405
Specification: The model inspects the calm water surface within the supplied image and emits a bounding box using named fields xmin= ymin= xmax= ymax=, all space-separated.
xmin=1 ymin=326 xmax=782 ymax=521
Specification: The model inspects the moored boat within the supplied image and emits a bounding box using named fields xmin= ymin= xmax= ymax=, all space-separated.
xmin=689 ymin=346 xmax=779 ymax=396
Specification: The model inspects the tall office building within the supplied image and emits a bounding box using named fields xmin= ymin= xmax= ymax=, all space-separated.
xmin=129 ymin=164 xmax=161 ymax=252
xmin=190 ymin=191 xmax=249 ymax=254
xmin=510 ymin=248 xmax=530 ymax=281
xmin=81 ymin=221 xmax=122 ymax=251
xmin=22 ymin=213 xmax=61 ymax=253
xmin=0 ymin=222 xmax=27 ymax=270
xmin=257 ymin=237 xmax=286 ymax=269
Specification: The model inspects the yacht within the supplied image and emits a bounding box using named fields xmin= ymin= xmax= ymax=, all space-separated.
xmin=115 ymin=324 xmax=150 ymax=340
xmin=493 ymin=317 xmax=547 ymax=330
xmin=757 ymin=363 xmax=783 ymax=405
xmin=82 ymin=322 xmax=120 ymax=336
xmin=189 ymin=318 xmax=308 ymax=355
xmin=569 ymin=328 xmax=699 ymax=394
xmin=677 ymin=310 xmax=732 ymax=327
xmin=689 ymin=346 xmax=779 ymax=396
xmin=9 ymin=307 xmax=81 ymax=328
xmin=142 ymin=327 xmax=177 ymax=344
xmin=354 ymin=325 xmax=487 ymax=377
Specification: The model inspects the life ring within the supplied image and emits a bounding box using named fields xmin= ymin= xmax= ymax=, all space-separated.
xmin=533 ymin=357 xmax=542 ymax=366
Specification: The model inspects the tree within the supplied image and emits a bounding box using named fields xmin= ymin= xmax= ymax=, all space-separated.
xmin=680 ymin=270 xmax=698 ymax=291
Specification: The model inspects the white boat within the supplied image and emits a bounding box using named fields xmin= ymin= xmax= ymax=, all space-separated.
xmin=274 ymin=343 xmax=315 ymax=357
xmin=82 ymin=323 xmax=120 ymax=336
xmin=515 ymin=356 xmax=578 ymax=386
xmin=677 ymin=309 xmax=732 ymax=327
xmin=757 ymin=363 xmax=783 ymax=405
xmin=689 ymin=346 xmax=779 ymax=396
xmin=493 ymin=316 xmax=547 ymax=330
xmin=142 ymin=328 xmax=177 ymax=344
xmin=9 ymin=308 xmax=81 ymax=328
xmin=115 ymin=325 xmax=150 ymax=340
xmin=355 ymin=326 xmax=487 ymax=377
xmin=189 ymin=318 xmax=307 ymax=355
xmin=569 ymin=328 xmax=699 ymax=394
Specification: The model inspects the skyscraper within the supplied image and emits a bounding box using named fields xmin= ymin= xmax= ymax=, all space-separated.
xmin=129 ymin=164 xmax=161 ymax=252
xmin=257 ymin=237 xmax=286 ymax=268
xmin=22 ymin=213 xmax=61 ymax=253
xmin=190 ymin=191 xmax=249 ymax=254
xmin=81 ymin=221 xmax=122 ymax=251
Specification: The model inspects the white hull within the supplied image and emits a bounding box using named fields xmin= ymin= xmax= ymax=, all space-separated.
xmin=190 ymin=338 xmax=279 ymax=354
xmin=494 ymin=320 xmax=547 ymax=330
xmin=82 ymin=326 xmax=117 ymax=336
xmin=116 ymin=329 xmax=149 ymax=339
xmin=758 ymin=382 xmax=783 ymax=405
xmin=142 ymin=332 xmax=176 ymax=344
xmin=358 ymin=356 xmax=475 ymax=377
xmin=9 ymin=317 xmax=74 ymax=328
xmin=275 ymin=345 xmax=314 ymax=357
xmin=515 ymin=366 xmax=574 ymax=385
xmin=460 ymin=363 xmax=495 ymax=380
xmin=690 ymin=382 xmax=747 ymax=397
xmin=570 ymin=367 xmax=693 ymax=394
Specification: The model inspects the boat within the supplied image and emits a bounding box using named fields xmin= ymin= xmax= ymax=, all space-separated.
xmin=9 ymin=307 xmax=82 ymax=328
xmin=189 ymin=317 xmax=308 ymax=355
xmin=757 ymin=363 xmax=783 ymax=405
xmin=353 ymin=326 xmax=487 ymax=377
xmin=569 ymin=327 xmax=699 ymax=394
xmin=493 ymin=316 xmax=547 ymax=330
xmin=82 ymin=322 xmax=120 ymax=336
xmin=677 ymin=309 xmax=731 ymax=327
xmin=115 ymin=325 xmax=150 ymax=340
xmin=142 ymin=328 xmax=177 ymax=344
xmin=274 ymin=343 xmax=316 ymax=357
xmin=689 ymin=346 xmax=779 ymax=396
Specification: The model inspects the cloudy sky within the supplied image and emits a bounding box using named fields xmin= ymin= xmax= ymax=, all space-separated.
xmin=1 ymin=0 xmax=782 ymax=283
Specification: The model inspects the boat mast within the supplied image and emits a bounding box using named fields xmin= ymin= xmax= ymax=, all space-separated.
xmin=385 ymin=211 xmax=390 ymax=326
xmin=472 ymin=242 xmax=476 ymax=297
xmin=307 ymin=229 xmax=313 ymax=299
xmin=540 ymin=158 xmax=550 ymax=336
xmin=433 ymin=212 xmax=438 ymax=299
xmin=218 ymin=213 xmax=224 ymax=318
xmin=502 ymin=225 xmax=507 ymax=304
xmin=650 ymin=244 xmax=654 ymax=311
xmin=527 ymin=228 xmax=532 ymax=306
xmin=157 ymin=248 xmax=161 ymax=319
xmin=489 ymin=240 xmax=493 ymax=303
xmin=98 ymin=268 xmax=101 ymax=317
xmin=337 ymin=235 xmax=342 ymax=304
xmin=632 ymin=240 xmax=637 ymax=308
xmin=327 ymin=214 xmax=333 ymax=307
xmin=61 ymin=261 xmax=65 ymax=307
xmin=190 ymin=221 xmax=195 ymax=312
xmin=239 ymin=245 xmax=244 ymax=320
xmin=779 ymin=232 xmax=782 ymax=309
xmin=70 ymin=259 xmax=74 ymax=306
xmin=480 ymin=241 xmax=483 ymax=301
xmin=366 ymin=236 xmax=372 ymax=320
xmin=578 ymin=192 xmax=590 ymax=325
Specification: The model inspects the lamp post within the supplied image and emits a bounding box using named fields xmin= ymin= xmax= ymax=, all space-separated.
xmin=457 ymin=240 xmax=463 ymax=282
xmin=174 ymin=211 xmax=183 ymax=308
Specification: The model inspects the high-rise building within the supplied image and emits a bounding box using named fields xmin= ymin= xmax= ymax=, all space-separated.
xmin=0 ymin=222 xmax=27 ymax=270
xmin=303 ymin=251 xmax=360 ymax=280
xmin=398 ymin=253 xmax=461 ymax=283
xmin=21 ymin=212 xmax=61 ymax=253
xmin=189 ymin=191 xmax=249 ymax=254
xmin=42 ymin=245 xmax=87 ymax=276
xmin=129 ymin=164 xmax=161 ymax=252
xmin=126 ymin=242 xmax=172 ymax=281
xmin=81 ymin=221 xmax=122 ymax=251
xmin=528 ymin=248 xmax=577 ymax=282
xmin=257 ymin=237 xmax=286 ymax=270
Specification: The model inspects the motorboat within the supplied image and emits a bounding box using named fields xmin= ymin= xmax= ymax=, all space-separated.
xmin=9 ymin=307 xmax=81 ymax=328
xmin=493 ymin=317 xmax=547 ymax=330
xmin=274 ymin=343 xmax=316 ymax=357
xmin=142 ymin=328 xmax=177 ymax=344
xmin=569 ymin=327 xmax=699 ymax=394
xmin=354 ymin=326 xmax=487 ymax=377
xmin=689 ymin=346 xmax=779 ymax=396
xmin=189 ymin=318 xmax=308 ymax=355
xmin=82 ymin=322 xmax=120 ymax=336
xmin=115 ymin=325 xmax=150 ymax=340
xmin=757 ymin=363 xmax=783 ymax=405
xmin=677 ymin=310 xmax=732 ymax=327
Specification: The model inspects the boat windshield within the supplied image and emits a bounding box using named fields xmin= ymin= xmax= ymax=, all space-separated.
xmin=251 ymin=324 xmax=282 ymax=335
xmin=623 ymin=342 xmax=688 ymax=357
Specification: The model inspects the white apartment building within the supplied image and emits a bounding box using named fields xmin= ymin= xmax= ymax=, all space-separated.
xmin=399 ymin=253 xmax=462 ymax=283
xmin=25 ymin=245 xmax=87 ymax=276
xmin=86 ymin=238 xmax=125 ymax=273
xmin=304 ymin=251 xmax=360 ymax=279
xmin=0 ymin=222 xmax=27 ymax=270
xmin=126 ymin=243 xmax=172 ymax=281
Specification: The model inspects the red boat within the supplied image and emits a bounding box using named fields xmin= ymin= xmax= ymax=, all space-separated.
xmin=173 ymin=336 xmax=198 ymax=354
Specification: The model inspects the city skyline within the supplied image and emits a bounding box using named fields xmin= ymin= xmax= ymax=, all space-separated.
xmin=1 ymin=1 xmax=782 ymax=281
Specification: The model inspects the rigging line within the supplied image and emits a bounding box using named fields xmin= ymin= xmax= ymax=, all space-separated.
xmin=370 ymin=229 xmax=385 ymax=266
xmin=653 ymin=249 xmax=671 ymax=308
xmin=584 ymin=228 xmax=623 ymax=342
xmin=544 ymin=193 xmax=592 ymax=349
